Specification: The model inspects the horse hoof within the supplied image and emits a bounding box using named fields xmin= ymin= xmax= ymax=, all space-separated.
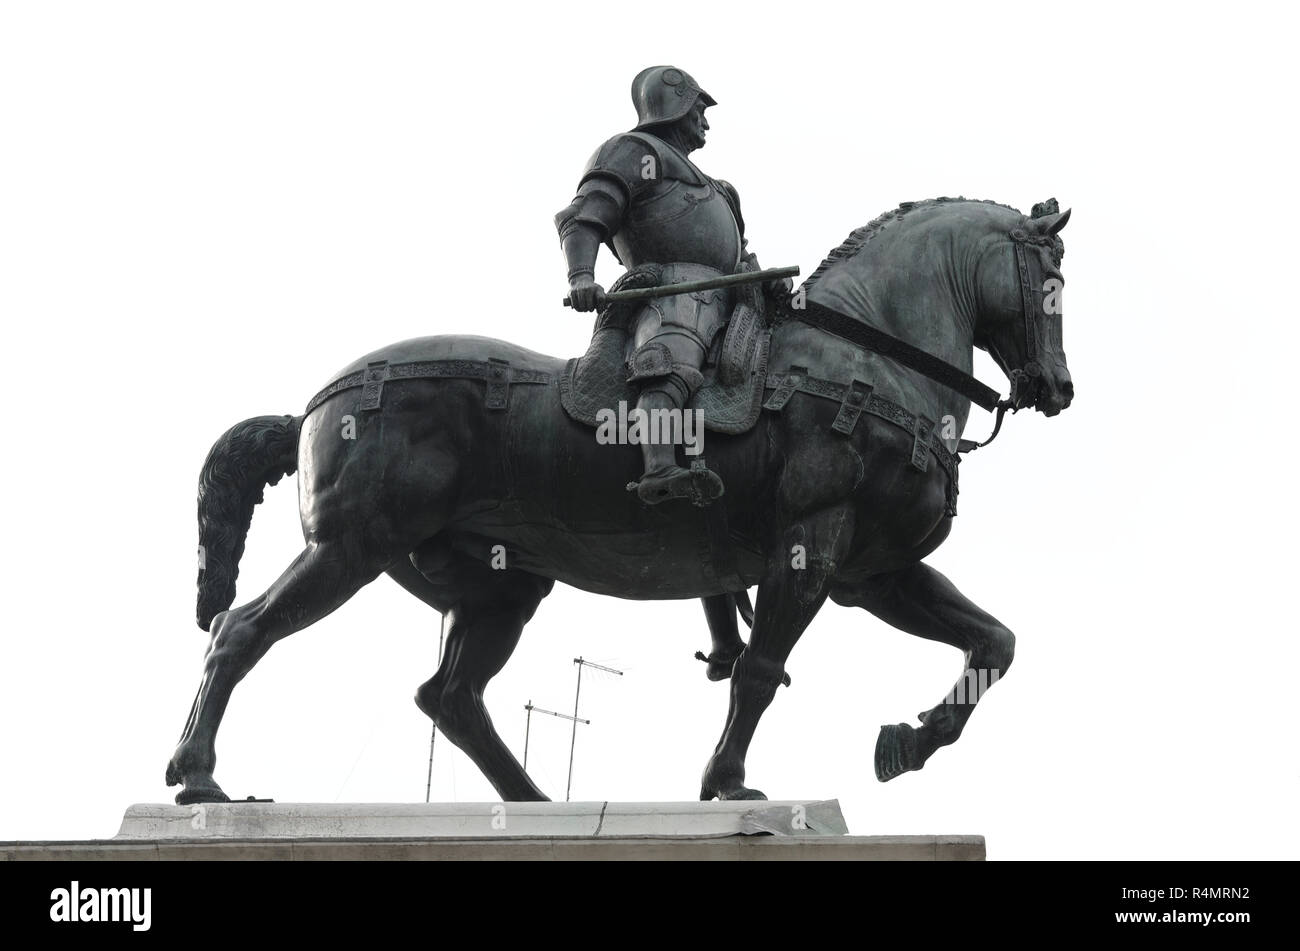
xmin=694 ymin=649 xmax=740 ymax=682
xmin=174 ymin=785 xmax=232 ymax=805
xmin=701 ymin=784 xmax=767 ymax=801
xmin=875 ymin=722 xmax=922 ymax=782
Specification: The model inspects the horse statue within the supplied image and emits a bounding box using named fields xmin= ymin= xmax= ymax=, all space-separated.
xmin=167 ymin=196 xmax=1072 ymax=804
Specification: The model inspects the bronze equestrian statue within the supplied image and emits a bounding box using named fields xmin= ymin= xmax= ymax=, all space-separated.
xmin=167 ymin=66 xmax=1073 ymax=805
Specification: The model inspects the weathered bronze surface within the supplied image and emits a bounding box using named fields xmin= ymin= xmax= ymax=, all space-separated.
xmin=168 ymin=67 xmax=1072 ymax=804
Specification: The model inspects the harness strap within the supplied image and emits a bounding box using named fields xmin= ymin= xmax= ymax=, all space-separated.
xmin=763 ymin=370 xmax=961 ymax=516
xmin=305 ymin=359 xmax=552 ymax=415
xmin=779 ymin=298 xmax=1003 ymax=412
xmin=1011 ymin=227 xmax=1042 ymax=367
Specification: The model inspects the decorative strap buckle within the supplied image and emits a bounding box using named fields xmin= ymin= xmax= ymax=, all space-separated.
xmin=831 ymin=379 xmax=873 ymax=435
xmin=911 ymin=415 xmax=935 ymax=471
xmin=485 ymin=358 xmax=510 ymax=410
xmin=763 ymin=365 xmax=807 ymax=411
xmin=359 ymin=360 xmax=390 ymax=412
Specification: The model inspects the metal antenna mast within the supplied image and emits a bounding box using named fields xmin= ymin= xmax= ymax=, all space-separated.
xmin=424 ymin=613 xmax=447 ymax=803
xmin=566 ymin=657 xmax=623 ymax=802
xmin=522 ymin=701 xmax=589 ymax=771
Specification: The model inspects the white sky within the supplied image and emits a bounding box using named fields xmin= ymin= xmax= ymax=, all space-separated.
xmin=1 ymin=1 xmax=1296 ymax=858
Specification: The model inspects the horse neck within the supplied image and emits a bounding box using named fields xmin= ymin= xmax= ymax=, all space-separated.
xmin=804 ymin=219 xmax=978 ymax=424
xmin=810 ymin=228 xmax=976 ymax=366
xmin=883 ymin=273 xmax=975 ymax=374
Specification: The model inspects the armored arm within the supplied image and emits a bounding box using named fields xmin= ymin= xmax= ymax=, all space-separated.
xmin=555 ymin=134 xmax=664 ymax=281
xmin=554 ymin=175 xmax=627 ymax=282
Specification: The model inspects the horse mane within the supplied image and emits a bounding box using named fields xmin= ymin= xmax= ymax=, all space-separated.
xmin=801 ymin=196 xmax=1063 ymax=291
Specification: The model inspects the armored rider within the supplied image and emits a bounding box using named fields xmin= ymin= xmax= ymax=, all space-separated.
xmin=555 ymin=65 xmax=791 ymax=505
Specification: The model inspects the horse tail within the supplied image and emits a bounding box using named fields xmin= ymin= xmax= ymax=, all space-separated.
xmin=195 ymin=414 xmax=303 ymax=631
xmin=734 ymin=589 xmax=755 ymax=628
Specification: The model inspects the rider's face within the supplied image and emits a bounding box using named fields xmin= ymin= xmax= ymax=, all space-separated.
xmin=682 ymin=101 xmax=709 ymax=151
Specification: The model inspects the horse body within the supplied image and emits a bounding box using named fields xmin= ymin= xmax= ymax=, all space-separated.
xmin=169 ymin=198 xmax=1071 ymax=804
xmin=302 ymin=328 xmax=951 ymax=601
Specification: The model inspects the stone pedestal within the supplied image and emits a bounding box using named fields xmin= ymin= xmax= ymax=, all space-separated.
xmin=1 ymin=800 xmax=986 ymax=860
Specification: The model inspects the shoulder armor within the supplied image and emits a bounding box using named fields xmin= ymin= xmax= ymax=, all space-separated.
xmin=579 ymin=133 xmax=665 ymax=200
xmin=555 ymin=174 xmax=627 ymax=242
xmin=580 ymin=131 xmax=707 ymax=196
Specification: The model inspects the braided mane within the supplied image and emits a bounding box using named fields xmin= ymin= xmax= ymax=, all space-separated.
xmin=801 ymin=197 xmax=1034 ymax=291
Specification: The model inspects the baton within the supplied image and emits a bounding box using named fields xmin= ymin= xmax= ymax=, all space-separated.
xmin=563 ymin=265 xmax=799 ymax=308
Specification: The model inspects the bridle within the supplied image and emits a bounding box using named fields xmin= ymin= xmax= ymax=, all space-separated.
xmin=1005 ymin=219 xmax=1065 ymax=410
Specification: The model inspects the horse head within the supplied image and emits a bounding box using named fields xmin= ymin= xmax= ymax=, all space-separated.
xmin=976 ymin=200 xmax=1073 ymax=417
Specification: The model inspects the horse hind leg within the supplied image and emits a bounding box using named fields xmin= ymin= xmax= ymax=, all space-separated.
xmin=165 ymin=539 xmax=387 ymax=804
xmin=833 ymin=561 xmax=1015 ymax=782
xmin=413 ymin=558 xmax=554 ymax=802
xmin=696 ymin=593 xmax=746 ymax=681
xmin=695 ymin=591 xmax=791 ymax=686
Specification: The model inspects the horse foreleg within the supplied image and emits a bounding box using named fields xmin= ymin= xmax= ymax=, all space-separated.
xmin=699 ymin=504 xmax=854 ymax=801
xmin=414 ymin=564 xmax=554 ymax=802
xmin=833 ymin=561 xmax=1015 ymax=781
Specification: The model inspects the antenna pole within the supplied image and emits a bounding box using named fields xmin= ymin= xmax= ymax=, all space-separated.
xmin=523 ymin=700 xmax=533 ymax=770
xmin=566 ymin=658 xmax=584 ymax=802
xmin=565 ymin=657 xmax=624 ymax=802
xmin=424 ymin=612 xmax=446 ymax=803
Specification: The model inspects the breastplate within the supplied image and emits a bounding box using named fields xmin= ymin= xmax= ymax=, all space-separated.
xmin=613 ymin=177 xmax=742 ymax=274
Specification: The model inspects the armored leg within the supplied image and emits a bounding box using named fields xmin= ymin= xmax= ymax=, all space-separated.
xmin=626 ymin=332 xmax=723 ymax=505
xmin=625 ymin=269 xmax=732 ymax=506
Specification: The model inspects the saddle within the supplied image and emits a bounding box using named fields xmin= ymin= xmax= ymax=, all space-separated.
xmin=559 ymin=267 xmax=770 ymax=435
xmin=559 ymin=269 xmax=963 ymax=515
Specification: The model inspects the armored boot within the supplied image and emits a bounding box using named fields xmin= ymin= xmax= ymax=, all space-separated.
xmin=621 ymin=266 xmax=732 ymax=507
xmin=626 ymin=379 xmax=724 ymax=507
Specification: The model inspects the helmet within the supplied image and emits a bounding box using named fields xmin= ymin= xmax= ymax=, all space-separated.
xmin=631 ymin=66 xmax=716 ymax=130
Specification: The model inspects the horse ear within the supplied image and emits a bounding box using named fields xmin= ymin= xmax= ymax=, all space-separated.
xmin=1036 ymin=207 xmax=1071 ymax=235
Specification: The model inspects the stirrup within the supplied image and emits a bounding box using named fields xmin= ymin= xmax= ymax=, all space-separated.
xmin=626 ymin=462 xmax=724 ymax=507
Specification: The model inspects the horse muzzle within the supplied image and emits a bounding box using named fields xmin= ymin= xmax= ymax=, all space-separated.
xmin=1012 ymin=362 xmax=1073 ymax=417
